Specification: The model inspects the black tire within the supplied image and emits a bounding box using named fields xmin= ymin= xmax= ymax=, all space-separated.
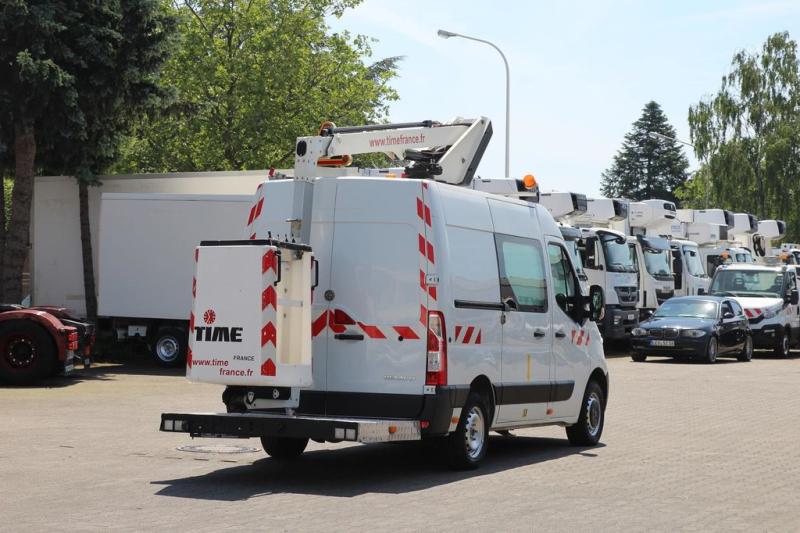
xmin=631 ymin=352 xmax=647 ymax=362
xmin=151 ymin=328 xmax=187 ymax=367
xmin=775 ymin=330 xmax=790 ymax=358
xmin=0 ymin=321 xmax=58 ymax=385
xmin=703 ymin=336 xmax=718 ymax=364
xmin=260 ymin=436 xmax=308 ymax=460
xmin=447 ymin=392 xmax=490 ymax=470
xmin=738 ymin=334 xmax=753 ymax=362
xmin=566 ymin=380 xmax=605 ymax=446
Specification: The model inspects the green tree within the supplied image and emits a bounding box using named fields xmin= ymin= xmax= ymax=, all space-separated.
xmin=600 ymin=101 xmax=689 ymax=203
xmin=0 ymin=1 xmax=175 ymax=314
xmin=113 ymin=0 xmax=399 ymax=173
xmin=681 ymin=32 xmax=800 ymax=239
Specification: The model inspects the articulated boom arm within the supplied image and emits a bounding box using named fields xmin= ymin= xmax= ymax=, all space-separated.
xmin=293 ymin=117 xmax=492 ymax=185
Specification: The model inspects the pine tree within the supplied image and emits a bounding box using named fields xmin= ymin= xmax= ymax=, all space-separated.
xmin=600 ymin=101 xmax=689 ymax=203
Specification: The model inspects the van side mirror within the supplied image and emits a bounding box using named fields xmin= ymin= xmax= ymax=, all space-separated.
xmin=698 ymin=288 xmax=706 ymax=295
xmin=789 ymin=288 xmax=799 ymax=306
xmin=588 ymin=286 xmax=604 ymax=323
xmin=722 ymin=311 xmax=735 ymax=320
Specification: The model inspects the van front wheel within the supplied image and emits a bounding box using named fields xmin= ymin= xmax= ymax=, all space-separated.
xmin=566 ymin=380 xmax=605 ymax=446
xmin=447 ymin=392 xmax=489 ymax=470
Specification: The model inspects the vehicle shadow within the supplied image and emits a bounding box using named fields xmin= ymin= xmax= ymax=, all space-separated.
xmin=636 ymin=357 xmax=740 ymax=365
xmin=152 ymin=436 xmax=604 ymax=500
xmin=0 ymin=362 xmax=183 ymax=389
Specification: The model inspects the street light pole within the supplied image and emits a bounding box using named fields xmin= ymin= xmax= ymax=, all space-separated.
xmin=648 ymin=131 xmax=710 ymax=208
xmin=438 ymin=29 xmax=510 ymax=177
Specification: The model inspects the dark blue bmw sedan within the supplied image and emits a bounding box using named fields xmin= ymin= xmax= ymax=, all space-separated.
xmin=630 ymin=296 xmax=752 ymax=363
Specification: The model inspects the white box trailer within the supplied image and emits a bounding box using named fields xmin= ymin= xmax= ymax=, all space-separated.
xmin=97 ymin=193 xmax=254 ymax=364
xmin=31 ymin=171 xmax=274 ymax=317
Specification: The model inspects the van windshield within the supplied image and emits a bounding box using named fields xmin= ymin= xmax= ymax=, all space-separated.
xmin=683 ymin=245 xmax=706 ymax=277
xmin=601 ymin=234 xmax=636 ymax=273
xmin=710 ymin=270 xmax=784 ymax=298
xmin=643 ymin=247 xmax=672 ymax=278
xmin=564 ymin=240 xmax=585 ymax=275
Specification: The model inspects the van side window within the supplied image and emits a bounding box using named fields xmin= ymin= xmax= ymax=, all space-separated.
xmin=495 ymin=235 xmax=547 ymax=312
xmin=547 ymin=243 xmax=581 ymax=322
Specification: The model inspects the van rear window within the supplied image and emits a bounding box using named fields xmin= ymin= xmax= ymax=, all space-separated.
xmin=495 ymin=235 xmax=547 ymax=312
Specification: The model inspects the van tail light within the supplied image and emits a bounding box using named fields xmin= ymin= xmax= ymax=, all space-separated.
xmin=426 ymin=311 xmax=447 ymax=386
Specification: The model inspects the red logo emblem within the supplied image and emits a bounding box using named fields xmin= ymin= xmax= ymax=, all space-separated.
xmin=203 ymin=309 xmax=216 ymax=324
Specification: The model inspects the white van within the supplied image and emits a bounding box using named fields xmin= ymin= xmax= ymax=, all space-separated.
xmin=709 ymin=263 xmax=800 ymax=356
xmin=163 ymin=175 xmax=609 ymax=469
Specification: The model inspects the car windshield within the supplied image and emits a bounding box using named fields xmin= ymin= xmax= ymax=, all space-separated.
xmin=710 ymin=270 xmax=784 ymax=298
xmin=601 ymin=234 xmax=636 ymax=273
xmin=564 ymin=240 xmax=584 ymax=274
xmin=654 ymin=299 xmax=718 ymax=319
xmin=643 ymin=247 xmax=671 ymax=277
xmin=683 ymin=245 xmax=706 ymax=277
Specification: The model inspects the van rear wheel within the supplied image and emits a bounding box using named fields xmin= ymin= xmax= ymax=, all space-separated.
xmin=260 ymin=436 xmax=308 ymax=460
xmin=447 ymin=392 xmax=489 ymax=470
xmin=566 ymin=380 xmax=605 ymax=446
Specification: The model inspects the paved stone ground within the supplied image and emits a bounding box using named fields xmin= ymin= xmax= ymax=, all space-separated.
xmin=2 ymin=351 xmax=800 ymax=532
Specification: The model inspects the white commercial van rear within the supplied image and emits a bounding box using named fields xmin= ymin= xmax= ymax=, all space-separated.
xmin=162 ymin=119 xmax=609 ymax=469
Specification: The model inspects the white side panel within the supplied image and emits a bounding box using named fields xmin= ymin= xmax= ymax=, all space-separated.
xmin=32 ymin=171 xmax=273 ymax=316
xmin=487 ymin=198 xmax=541 ymax=238
xmin=439 ymin=186 xmax=494 ymax=232
xmin=97 ymin=194 xmax=251 ymax=320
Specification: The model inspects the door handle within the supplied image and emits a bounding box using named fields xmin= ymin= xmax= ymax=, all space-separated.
xmin=554 ymin=330 xmax=567 ymax=339
xmin=533 ymin=328 xmax=546 ymax=339
xmin=334 ymin=333 xmax=364 ymax=341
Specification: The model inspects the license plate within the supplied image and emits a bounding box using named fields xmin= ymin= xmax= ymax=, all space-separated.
xmin=627 ymin=313 xmax=636 ymax=321
xmin=651 ymin=339 xmax=675 ymax=347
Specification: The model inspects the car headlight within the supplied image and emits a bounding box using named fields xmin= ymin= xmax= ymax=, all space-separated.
xmin=631 ymin=327 xmax=648 ymax=337
xmin=764 ymin=308 xmax=777 ymax=319
xmin=682 ymin=329 xmax=707 ymax=338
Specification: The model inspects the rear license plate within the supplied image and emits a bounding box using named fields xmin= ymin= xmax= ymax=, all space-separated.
xmin=651 ymin=339 xmax=675 ymax=347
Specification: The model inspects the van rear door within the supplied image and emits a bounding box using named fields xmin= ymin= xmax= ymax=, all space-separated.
xmin=323 ymin=178 xmax=427 ymax=417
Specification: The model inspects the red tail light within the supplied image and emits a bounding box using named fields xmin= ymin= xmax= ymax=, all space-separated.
xmin=426 ymin=311 xmax=447 ymax=386
xmin=67 ymin=331 xmax=79 ymax=351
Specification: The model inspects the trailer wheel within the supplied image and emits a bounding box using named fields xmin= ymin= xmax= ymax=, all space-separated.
xmin=446 ymin=392 xmax=489 ymax=470
xmin=0 ymin=321 xmax=57 ymax=385
xmin=566 ymin=380 xmax=605 ymax=446
xmin=152 ymin=328 xmax=186 ymax=367
xmin=260 ymin=436 xmax=308 ymax=460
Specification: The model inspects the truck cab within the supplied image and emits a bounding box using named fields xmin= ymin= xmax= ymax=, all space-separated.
xmin=628 ymin=235 xmax=674 ymax=318
xmin=670 ymin=238 xmax=709 ymax=297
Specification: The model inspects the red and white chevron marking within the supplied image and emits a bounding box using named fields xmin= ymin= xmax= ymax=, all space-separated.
xmin=744 ymin=308 xmax=764 ymax=319
xmin=454 ymin=325 xmax=482 ymax=345
xmin=571 ymin=328 xmax=591 ymax=347
xmin=260 ymin=248 xmax=278 ymax=376
xmin=416 ymin=182 xmax=438 ymax=328
xmin=310 ymin=309 xmax=420 ymax=340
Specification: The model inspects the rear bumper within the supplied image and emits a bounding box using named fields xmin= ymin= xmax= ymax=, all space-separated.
xmin=160 ymin=412 xmax=422 ymax=443
xmin=163 ymin=385 xmax=467 ymax=443
xmin=601 ymin=306 xmax=639 ymax=339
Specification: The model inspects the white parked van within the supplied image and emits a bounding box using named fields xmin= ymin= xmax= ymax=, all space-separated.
xmin=162 ymin=119 xmax=609 ymax=469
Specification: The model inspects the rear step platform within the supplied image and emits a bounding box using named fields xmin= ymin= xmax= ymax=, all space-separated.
xmin=161 ymin=412 xmax=421 ymax=443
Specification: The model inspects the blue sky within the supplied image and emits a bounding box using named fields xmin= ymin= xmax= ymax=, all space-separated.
xmin=329 ymin=0 xmax=800 ymax=196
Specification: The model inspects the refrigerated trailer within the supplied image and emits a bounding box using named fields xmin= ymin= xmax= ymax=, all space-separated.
xmin=97 ymin=193 xmax=254 ymax=365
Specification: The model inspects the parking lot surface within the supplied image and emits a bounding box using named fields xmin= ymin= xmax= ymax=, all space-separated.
xmin=3 ymin=353 xmax=800 ymax=532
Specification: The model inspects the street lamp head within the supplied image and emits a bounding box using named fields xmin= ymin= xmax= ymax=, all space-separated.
xmin=437 ymin=29 xmax=457 ymax=39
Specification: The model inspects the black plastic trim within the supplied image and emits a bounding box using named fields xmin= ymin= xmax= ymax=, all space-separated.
xmin=454 ymin=299 xmax=505 ymax=311
xmin=200 ymin=239 xmax=312 ymax=252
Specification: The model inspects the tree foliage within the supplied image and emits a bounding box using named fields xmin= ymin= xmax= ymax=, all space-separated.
xmin=680 ymin=32 xmax=800 ymax=239
xmin=114 ymin=0 xmax=400 ymax=172
xmin=600 ymin=101 xmax=689 ymax=203
xmin=0 ymin=1 xmax=175 ymax=309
